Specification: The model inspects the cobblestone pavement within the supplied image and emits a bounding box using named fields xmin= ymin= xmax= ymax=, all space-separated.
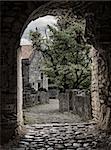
xmin=8 ymin=122 xmax=111 ymax=150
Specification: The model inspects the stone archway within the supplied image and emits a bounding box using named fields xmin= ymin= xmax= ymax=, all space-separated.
xmin=85 ymin=8 xmax=111 ymax=130
xmin=1 ymin=1 xmax=111 ymax=144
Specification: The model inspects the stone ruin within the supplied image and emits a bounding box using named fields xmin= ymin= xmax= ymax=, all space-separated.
xmin=1 ymin=1 xmax=111 ymax=144
xmin=21 ymin=44 xmax=49 ymax=108
xmin=59 ymin=89 xmax=92 ymax=121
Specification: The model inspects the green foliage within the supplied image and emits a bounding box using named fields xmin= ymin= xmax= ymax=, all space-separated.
xmin=30 ymin=16 xmax=91 ymax=92
xmin=29 ymin=28 xmax=42 ymax=50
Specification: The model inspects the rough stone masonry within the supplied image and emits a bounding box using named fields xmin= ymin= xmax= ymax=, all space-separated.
xmin=1 ymin=1 xmax=111 ymax=144
xmin=7 ymin=122 xmax=111 ymax=150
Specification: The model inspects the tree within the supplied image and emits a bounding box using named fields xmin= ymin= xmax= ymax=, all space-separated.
xmin=30 ymin=16 xmax=91 ymax=92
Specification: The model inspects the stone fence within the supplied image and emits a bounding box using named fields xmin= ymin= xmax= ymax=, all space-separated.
xmin=59 ymin=92 xmax=70 ymax=112
xmin=72 ymin=95 xmax=92 ymax=120
xmin=38 ymin=91 xmax=49 ymax=104
xmin=59 ymin=89 xmax=92 ymax=121
xmin=23 ymin=86 xmax=49 ymax=108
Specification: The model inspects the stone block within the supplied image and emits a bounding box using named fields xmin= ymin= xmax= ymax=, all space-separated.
xmin=59 ymin=92 xmax=69 ymax=112
xmin=38 ymin=91 xmax=49 ymax=104
xmin=71 ymin=94 xmax=92 ymax=120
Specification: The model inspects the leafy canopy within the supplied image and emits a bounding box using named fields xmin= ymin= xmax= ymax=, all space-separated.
xmin=30 ymin=15 xmax=91 ymax=92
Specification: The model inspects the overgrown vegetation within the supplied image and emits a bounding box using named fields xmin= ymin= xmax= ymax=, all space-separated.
xmin=30 ymin=15 xmax=91 ymax=92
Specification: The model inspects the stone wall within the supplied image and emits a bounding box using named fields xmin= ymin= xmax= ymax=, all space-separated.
xmin=59 ymin=90 xmax=92 ymax=120
xmin=1 ymin=34 xmax=18 ymax=143
xmin=97 ymin=48 xmax=111 ymax=130
xmin=59 ymin=92 xmax=70 ymax=113
xmin=91 ymin=46 xmax=111 ymax=129
xmin=22 ymin=48 xmax=49 ymax=107
xmin=22 ymin=59 xmax=29 ymax=87
xmin=29 ymin=50 xmax=48 ymax=91
xmin=85 ymin=5 xmax=111 ymax=129
xmin=22 ymin=59 xmax=32 ymax=108
xmin=72 ymin=95 xmax=92 ymax=120
xmin=38 ymin=91 xmax=49 ymax=104
xmin=1 ymin=1 xmax=111 ymax=144
xmin=90 ymin=47 xmax=100 ymax=121
xmin=29 ymin=50 xmax=42 ymax=91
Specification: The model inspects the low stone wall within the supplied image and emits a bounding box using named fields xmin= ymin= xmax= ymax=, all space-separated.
xmin=38 ymin=91 xmax=49 ymax=104
xmin=23 ymin=89 xmax=38 ymax=108
xmin=59 ymin=92 xmax=69 ymax=113
xmin=23 ymin=88 xmax=49 ymax=108
xmin=72 ymin=95 xmax=92 ymax=120
xmin=58 ymin=90 xmax=92 ymax=120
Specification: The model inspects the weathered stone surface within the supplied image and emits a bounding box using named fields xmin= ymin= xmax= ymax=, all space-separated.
xmin=72 ymin=94 xmax=92 ymax=120
xmin=59 ymin=89 xmax=92 ymax=120
xmin=77 ymin=148 xmax=86 ymax=150
xmin=73 ymin=143 xmax=82 ymax=148
xmin=6 ymin=123 xmax=110 ymax=150
xmin=22 ymin=47 xmax=49 ymax=108
xmin=1 ymin=1 xmax=111 ymax=144
xmin=59 ymin=92 xmax=70 ymax=112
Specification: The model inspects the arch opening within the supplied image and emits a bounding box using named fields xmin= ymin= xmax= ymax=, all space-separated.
xmin=1 ymin=1 xmax=111 ymax=146
xmin=19 ymin=8 xmax=92 ymax=126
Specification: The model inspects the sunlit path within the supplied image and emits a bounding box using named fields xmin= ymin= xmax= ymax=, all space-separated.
xmin=24 ymin=99 xmax=82 ymax=124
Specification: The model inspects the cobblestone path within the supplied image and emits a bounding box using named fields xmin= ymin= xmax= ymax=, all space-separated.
xmin=9 ymin=122 xmax=111 ymax=150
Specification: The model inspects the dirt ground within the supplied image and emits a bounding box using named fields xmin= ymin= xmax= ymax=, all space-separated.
xmin=23 ymin=99 xmax=82 ymax=124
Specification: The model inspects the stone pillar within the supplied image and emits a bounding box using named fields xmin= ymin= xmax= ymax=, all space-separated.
xmin=90 ymin=47 xmax=100 ymax=121
xmin=59 ymin=91 xmax=69 ymax=113
xmin=17 ymin=47 xmax=23 ymax=127
xmin=72 ymin=95 xmax=92 ymax=121
xmin=39 ymin=91 xmax=49 ymax=104
xmin=69 ymin=89 xmax=78 ymax=111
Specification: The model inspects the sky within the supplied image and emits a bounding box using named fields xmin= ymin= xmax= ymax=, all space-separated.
xmin=20 ymin=15 xmax=57 ymax=45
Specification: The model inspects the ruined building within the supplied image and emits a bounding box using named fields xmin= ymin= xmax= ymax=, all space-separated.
xmin=21 ymin=42 xmax=48 ymax=107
